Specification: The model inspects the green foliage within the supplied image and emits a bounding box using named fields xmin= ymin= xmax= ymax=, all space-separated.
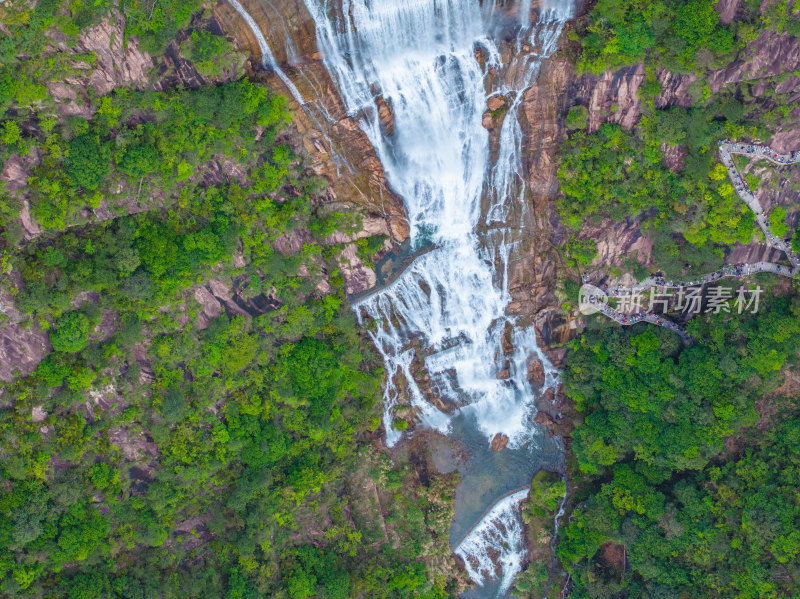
xmin=514 ymin=472 xmax=565 ymax=598
xmin=513 ymin=561 xmax=550 ymax=598
xmin=117 ymin=144 xmax=160 ymax=178
xmin=792 ymin=224 xmax=800 ymax=253
xmin=66 ymin=134 xmax=112 ymax=191
xmin=557 ymin=109 xmax=757 ymax=276
xmin=574 ymin=0 xmax=739 ymax=74
xmin=770 ymin=205 xmax=789 ymax=239
xmin=0 ymin=65 xmax=460 ymax=598
xmin=50 ymin=311 xmax=91 ymax=353
xmin=556 ymin=297 xmax=800 ymax=597
xmin=566 ymin=105 xmax=589 ymax=131
xmin=762 ymin=0 xmax=800 ymax=36
xmin=121 ymin=0 xmax=206 ymax=54
xmin=24 ymin=80 xmax=291 ymax=231
xmin=184 ymin=29 xmax=241 ymax=78
xmin=356 ymin=234 xmax=387 ymax=268
xmin=563 ymin=236 xmax=597 ymax=269
xmin=526 ymin=471 xmax=566 ymax=518
xmin=622 ymin=254 xmax=650 ymax=281
xmin=563 ymin=299 xmax=800 ymax=476
xmin=1 ymin=120 xmax=22 ymax=147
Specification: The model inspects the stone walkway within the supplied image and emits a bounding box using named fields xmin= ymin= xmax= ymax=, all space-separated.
xmin=590 ymin=300 xmax=693 ymax=345
xmin=719 ymin=142 xmax=800 ymax=269
xmin=586 ymin=141 xmax=800 ymax=344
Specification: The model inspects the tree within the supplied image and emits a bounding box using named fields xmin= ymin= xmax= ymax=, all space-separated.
xmin=50 ymin=311 xmax=90 ymax=353
xmin=66 ymin=134 xmax=111 ymax=190
xmin=118 ymin=144 xmax=159 ymax=178
xmin=566 ymin=105 xmax=589 ymax=131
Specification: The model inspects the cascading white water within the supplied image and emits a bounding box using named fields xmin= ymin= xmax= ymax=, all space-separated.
xmin=227 ymin=0 xmax=307 ymax=105
xmin=299 ymin=0 xmax=572 ymax=594
xmin=305 ymin=0 xmax=570 ymax=448
xmin=454 ymin=489 xmax=530 ymax=597
xmin=231 ymin=0 xmax=573 ymax=594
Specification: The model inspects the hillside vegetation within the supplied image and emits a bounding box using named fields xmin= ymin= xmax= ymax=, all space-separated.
xmin=0 ymin=2 xmax=464 ymax=598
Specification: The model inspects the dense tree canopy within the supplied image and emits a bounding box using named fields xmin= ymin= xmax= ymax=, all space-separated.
xmin=556 ymin=295 xmax=800 ymax=598
xmin=573 ymin=0 xmax=745 ymax=74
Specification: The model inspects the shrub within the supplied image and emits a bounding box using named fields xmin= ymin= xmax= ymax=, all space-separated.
xmin=118 ymin=144 xmax=159 ymax=178
xmin=566 ymin=105 xmax=589 ymax=131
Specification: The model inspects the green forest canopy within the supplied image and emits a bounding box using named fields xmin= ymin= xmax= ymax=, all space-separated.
xmin=556 ymin=295 xmax=800 ymax=598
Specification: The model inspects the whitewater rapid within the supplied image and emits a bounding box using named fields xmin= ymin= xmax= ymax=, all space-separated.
xmin=454 ymin=488 xmax=531 ymax=597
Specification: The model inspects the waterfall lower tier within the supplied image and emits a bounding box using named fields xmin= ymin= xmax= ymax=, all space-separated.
xmin=455 ymin=489 xmax=530 ymax=597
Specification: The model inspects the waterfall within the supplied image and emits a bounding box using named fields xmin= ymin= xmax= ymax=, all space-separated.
xmin=299 ymin=0 xmax=572 ymax=595
xmin=226 ymin=0 xmax=306 ymax=105
xmin=231 ymin=0 xmax=574 ymax=594
xmin=304 ymin=0 xmax=569 ymax=443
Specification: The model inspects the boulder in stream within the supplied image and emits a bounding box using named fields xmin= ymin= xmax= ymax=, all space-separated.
xmin=491 ymin=433 xmax=509 ymax=451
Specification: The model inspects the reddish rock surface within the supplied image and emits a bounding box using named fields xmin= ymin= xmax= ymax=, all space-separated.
xmin=487 ymin=95 xmax=506 ymax=111
xmin=491 ymin=433 xmax=509 ymax=451
xmin=715 ymin=0 xmax=741 ymax=24
xmin=0 ymin=323 xmax=50 ymax=382
xmin=534 ymin=411 xmax=555 ymax=427
xmin=527 ymin=357 xmax=546 ymax=387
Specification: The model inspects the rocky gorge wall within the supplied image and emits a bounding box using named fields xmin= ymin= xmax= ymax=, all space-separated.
xmin=211 ymin=0 xmax=581 ymax=364
xmin=214 ymin=0 xmax=408 ymax=243
xmin=505 ymin=1 xmax=800 ymax=371
xmin=0 ymin=3 xmax=406 ymax=383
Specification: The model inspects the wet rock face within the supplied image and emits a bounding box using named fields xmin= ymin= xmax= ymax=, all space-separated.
xmin=77 ymin=15 xmax=154 ymax=96
xmin=44 ymin=12 xmax=155 ymax=118
xmin=654 ymin=67 xmax=696 ymax=109
xmin=573 ymin=64 xmax=645 ymax=133
xmin=0 ymin=153 xmax=32 ymax=196
xmin=0 ymin=283 xmax=50 ymax=382
xmin=487 ymin=95 xmax=506 ymax=112
xmin=661 ymin=143 xmax=688 ymax=172
xmin=339 ymin=244 xmax=378 ymax=295
xmin=527 ymin=357 xmax=546 ymax=387
xmin=709 ymin=31 xmax=800 ymax=93
xmin=727 ymin=243 xmax=786 ymax=265
xmin=715 ymin=0 xmax=741 ymax=24
xmin=505 ymin=56 xmax=571 ymax=339
xmin=533 ymin=411 xmax=554 ymax=428
xmin=588 ymin=218 xmax=653 ymax=270
xmin=520 ymin=55 xmax=572 ymax=201
xmin=375 ymin=95 xmax=395 ymax=136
